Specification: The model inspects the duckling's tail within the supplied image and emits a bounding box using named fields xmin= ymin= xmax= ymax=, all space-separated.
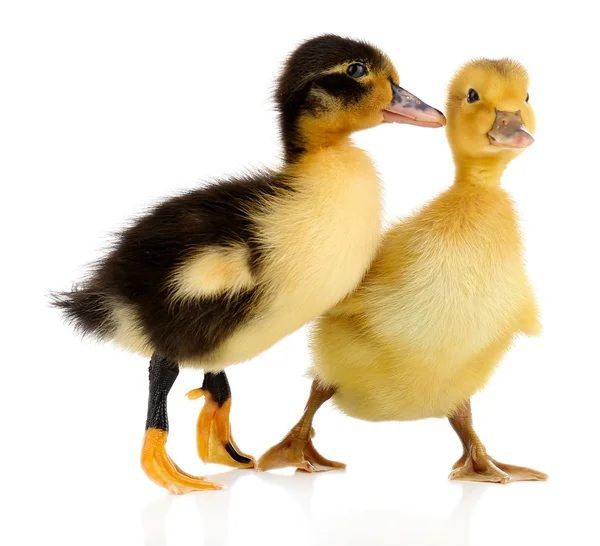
xmin=50 ymin=286 xmax=115 ymax=340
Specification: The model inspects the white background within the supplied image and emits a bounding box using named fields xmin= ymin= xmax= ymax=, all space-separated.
xmin=2 ymin=1 xmax=599 ymax=545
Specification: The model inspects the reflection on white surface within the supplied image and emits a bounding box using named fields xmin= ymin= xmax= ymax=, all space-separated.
xmin=140 ymin=471 xmax=490 ymax=546
xmin=132 ymin=463 xmax=596 ymax=546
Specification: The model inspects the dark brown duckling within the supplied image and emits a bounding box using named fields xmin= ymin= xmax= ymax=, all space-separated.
xmin=52 ymin=34 xmax=445 ymax=494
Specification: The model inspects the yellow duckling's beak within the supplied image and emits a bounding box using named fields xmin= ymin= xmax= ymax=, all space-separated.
xmin=488 ymin=110 xmax=534 ymax=148
xmin=383 ymin=83 xmax=446 ymax=128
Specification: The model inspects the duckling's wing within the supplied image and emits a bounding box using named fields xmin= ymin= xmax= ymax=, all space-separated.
xmin=168 ymin=241 xmax=255 ymax=301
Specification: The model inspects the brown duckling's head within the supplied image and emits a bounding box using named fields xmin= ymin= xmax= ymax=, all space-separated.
xmin=276 ymin=34 xmax=446 ymax=162
xmin=446 ymin=58 xmax=535 ymax=165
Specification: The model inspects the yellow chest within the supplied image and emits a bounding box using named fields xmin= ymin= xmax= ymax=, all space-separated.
xmin=210 ymin=143 xmax=383 ymax=367
xmin=379 ymin=237 xmax=526 ymax=364
xmin=315 ymin=185 xmax=538 ymax=422
xmin=369 ymin=185 xmax=529 ymax=364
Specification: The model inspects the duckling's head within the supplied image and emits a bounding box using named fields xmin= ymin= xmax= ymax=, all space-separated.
xmin=446 ymin=58 xmax=535 ymax=166
xmin=277 ymin=34 xmax=445 ymax=162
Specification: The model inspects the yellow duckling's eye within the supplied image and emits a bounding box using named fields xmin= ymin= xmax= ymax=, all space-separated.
xmin=347 ymin=63 xmax=368 ymax=79
xmin=526 ymin=92 xmax=530 ymax=103
xmin=467 ymin=88 xmax=480 ymax=103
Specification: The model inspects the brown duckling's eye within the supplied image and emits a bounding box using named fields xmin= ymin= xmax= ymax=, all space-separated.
xmin=467 ymin=88 xmax=480 ymax=103
xmin=347 ymin=63 xmax=368 ymax=79
xmin=526 ymin=92 xmax=530 ymax=103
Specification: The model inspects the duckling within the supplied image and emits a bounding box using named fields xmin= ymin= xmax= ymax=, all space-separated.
xmin=51 ymin=34 xmax=446 ymax=494
xmin=259 ymin=58 xmax=547 ymax=484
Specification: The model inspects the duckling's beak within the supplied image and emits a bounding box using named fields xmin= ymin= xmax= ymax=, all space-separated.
xmin=383 ymin=83 xmax=446 ymax=128
xmin=488 ymin=110 xmax=534 ymax=148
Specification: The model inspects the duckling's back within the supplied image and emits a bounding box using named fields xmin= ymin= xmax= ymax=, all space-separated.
xmin=54 ymin=143 xmax=383 ymax=369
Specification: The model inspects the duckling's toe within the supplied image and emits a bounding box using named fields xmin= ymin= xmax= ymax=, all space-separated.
xmin=188 ymin=388 xmax=255 ymax=469
xmin=257 ymin=432 xmax=346 ymax=473
xmin=141 ymin=428 xmax=224 ymax=494
xmin=449 ymin=445 xmax=547 ymax=484
xmin=489 ymin=460 xmax=548 ymax=482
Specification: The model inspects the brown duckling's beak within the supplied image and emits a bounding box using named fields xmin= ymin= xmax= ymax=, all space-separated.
xmin=488 ymin=110 xmax=534 ymax=148
xmin=383 ymin=83 xmax=446 ymax=128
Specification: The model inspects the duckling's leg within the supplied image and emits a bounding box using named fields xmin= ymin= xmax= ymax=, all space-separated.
xmin=448 ymin=400 xmax=548 ymax=484
xmin=141 ymin=354 xmax=222 ymax=494
xmin=256 ymin=380 xmax=346 ymax=472
xmin=187 ymin=371 xmax=255 ymax=469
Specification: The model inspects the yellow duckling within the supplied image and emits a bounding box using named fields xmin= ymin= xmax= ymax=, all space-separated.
xmin=259 ymin=58 xmax=547 ymax=484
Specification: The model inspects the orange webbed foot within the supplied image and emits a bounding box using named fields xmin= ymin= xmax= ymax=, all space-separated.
xmin=141 ymin=428 xmax=223 ymax=494
xmin=257 ymin=428 xmax=346 ymax=473
xmin=187 ymin=388 xmax=255 ymax=469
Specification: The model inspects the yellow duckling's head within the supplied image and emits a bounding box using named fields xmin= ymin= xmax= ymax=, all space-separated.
xmin=277 ymin=34 xmax=446 ymax=162
xmin=446 ymin=58 xmax=535 ymax=166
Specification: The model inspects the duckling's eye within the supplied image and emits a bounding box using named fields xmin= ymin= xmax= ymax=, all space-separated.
xmin=467 ymin=88 xmax=480 ymax=103
xmin=347 ymin=63 xmax=368 ymax=79
xmin=526 ymin=92 xmax=530 ymax=103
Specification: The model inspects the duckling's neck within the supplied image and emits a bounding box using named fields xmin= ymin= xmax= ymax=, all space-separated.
xmin=284 ymin=131 xmax=353 ymax=165
xmin=281 ymin=108 xmax=355 ymax=164
xmin=453 ymin=155 xmax=512 ymax=187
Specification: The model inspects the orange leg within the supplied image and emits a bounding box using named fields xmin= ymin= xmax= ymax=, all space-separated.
xmin=257 ymin=380 xmax=346 ymax=473
xmin=448 ymin=400 xmax=548 ymax=484
xmin=187 ymin=371 xmax=255 ymax=469
xmin=141 ymin=355 xmax=222 ymax=494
